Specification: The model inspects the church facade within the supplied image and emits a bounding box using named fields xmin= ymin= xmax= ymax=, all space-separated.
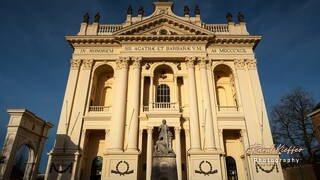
xmin=45 ymin=1 xmax=284 ymax=180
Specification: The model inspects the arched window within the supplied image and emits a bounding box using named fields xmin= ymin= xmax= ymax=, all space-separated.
xmin=90 ymin=156 xmax=103 ymax=180
xmin=156 ymin=84 xmax=170 ymax=103
xmin=214 ymin=64 xmax=237 ymax=111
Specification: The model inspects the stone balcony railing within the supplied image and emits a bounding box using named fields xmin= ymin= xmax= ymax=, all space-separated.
xmin=98 ymin=24 xmax=123 ymax=35
xmin=89 ymin=106 xmax=112 ymax=112
xmin=79 ymin=22 xmax=248 ymax=36
xmin=203 ymin=24 xmax=229 ymax=34
xmin=143 ymin=102 xmax=180 ymax=112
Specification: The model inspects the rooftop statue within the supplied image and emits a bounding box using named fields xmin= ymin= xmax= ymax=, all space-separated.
xmin=226 ymin=12 xmax=233 ymax=23
xmin=138 ymin=6 xmax=144 ymax=16
xmin=184 ymin=6 xmax=190 ymax=16
xmin=194 ymin=5 xmax=200 ymax=15
xmin=127 ymin=5 xmax=132 ymax=15
xmin=238 ymin=12 xmax=245 ymax=22
xmin=83 ymin=13 xmax=89 ymax=23
xmin=154 ymin=120 xmax=174 ymax=155
xmin=94 ymin=13 xmax=100 ymax=23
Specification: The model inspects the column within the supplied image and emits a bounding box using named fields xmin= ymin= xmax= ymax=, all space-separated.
xmin=127 ymin=57 xmax=142 ymax=151
xmin=219 ymin=129 xmax=227 ymax=180
xmin=186 ymin=57 xmax=201 ymax=150
xmin=234 ymin=59 xmax=260 ymax=145
xmin=110 ymin=57 xmax=129 ymax=151
xmin=175 ymin=127 xmax=182 ymax=180
xmin=149 ymin=76 xmax=154 ymax=110
xmin=174 ymin=76 xmax=179 ymax=110
xmin=199 ymin=58 xmax=215 ymax=150
xmin=140 ymin=76 xmax=145 ymax=112
xmin=54 ymin=59 xmax=81 ymax=149
xmin=146 ymin=127 xmax=153 ymax=180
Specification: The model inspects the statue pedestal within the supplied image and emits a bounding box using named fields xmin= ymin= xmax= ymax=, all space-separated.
xmin=152 ymin=154 xmax=178 ymax=180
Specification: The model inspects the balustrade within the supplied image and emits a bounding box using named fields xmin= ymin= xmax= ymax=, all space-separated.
xmin=89 ymin=106 xmax=111 ymax=112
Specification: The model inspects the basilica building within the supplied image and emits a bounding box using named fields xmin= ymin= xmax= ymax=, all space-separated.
xmin=45 ymin=1 xmax=284 ymax=180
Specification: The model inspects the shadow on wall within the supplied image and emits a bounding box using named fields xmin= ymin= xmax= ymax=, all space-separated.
xmin=46 ymin=134 xmax=78 ymax=179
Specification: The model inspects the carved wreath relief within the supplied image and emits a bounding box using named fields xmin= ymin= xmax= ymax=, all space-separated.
xmin=111 ymin=160 xmax=134 ymax=176
xmin=194 ymin=160 xmax=218 ymax=176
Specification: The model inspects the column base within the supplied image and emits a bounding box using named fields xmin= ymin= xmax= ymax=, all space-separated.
xmin=188 ymin=151 xmax=223 ymax=180
xmin=104 ymin=152 xmax=139 ymax=180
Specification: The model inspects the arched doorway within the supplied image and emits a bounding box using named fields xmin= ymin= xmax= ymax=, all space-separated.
xmin=90 ymin=156 xmax=103 ymax=180
xmin=10 ymin=145 xmax=32 ymax=180
xmin=226 ymin=156 xmax=238 ymax=180
xmin=0 ymin=109 xmax=53 ymax=180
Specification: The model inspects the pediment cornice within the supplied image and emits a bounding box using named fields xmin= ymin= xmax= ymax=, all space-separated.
xmin=113 ymin=14 xmax=213 ymax=36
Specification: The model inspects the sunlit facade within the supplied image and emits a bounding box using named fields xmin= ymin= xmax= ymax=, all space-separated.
xmin=45 ymin=1 xmax=284 ymax=180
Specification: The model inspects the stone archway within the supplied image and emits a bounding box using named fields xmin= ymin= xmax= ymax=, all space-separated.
xmin=0 ymin=109 xmax=53 ymax=180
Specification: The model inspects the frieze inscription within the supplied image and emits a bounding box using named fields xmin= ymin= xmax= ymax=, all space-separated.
xmin=210 ymin=48 xmax=249 ymax=54
xmin=124 ymin=45 xmax=203 ymax=52
xmin=76 ymin=48 xmax=115 ymax=54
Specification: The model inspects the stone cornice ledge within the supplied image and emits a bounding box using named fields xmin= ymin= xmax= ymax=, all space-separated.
xmin=214 ymin=35 xmax=262 ymax=49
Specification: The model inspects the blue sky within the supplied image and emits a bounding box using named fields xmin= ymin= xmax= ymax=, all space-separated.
xmin=0 ymin=0 xmax=319 ymax=173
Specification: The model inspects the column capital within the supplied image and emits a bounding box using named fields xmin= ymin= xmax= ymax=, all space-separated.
xmin=147 ymin=127 xmax=153 ymax=134
xmin=186 ymin=57 xmax=196 ymax=69
xmin=234 ymin=59 xmax=246 ymax=70
xmin=131 ymin=57 xmax=142 ymax=69
xmin=131 ymin=56 xmax=142 ymax=61
xmin=116 ymin=58 xmax=129 ymax=70
xmin=82 ymin=59 xmax=94 ymax=70
xmin=198 ymin=58 xmax=208 ymax=69
xmin=197 ymin=57 xmax=207 ymax=61
xmin=119 ymin=56 xmax=130 ymax=61
xmin=246 ymin=59 xmax=257 ymax=70
xmin=70 ymin=59 xmax=81 ymax=70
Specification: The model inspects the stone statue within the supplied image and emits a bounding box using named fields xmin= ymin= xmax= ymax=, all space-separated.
xmin=154 ymin=120 xmax=174 ymax=155
xmin=194 ymin=5 xmax=200 ymax=15
xmin=94 ymin=13 xmax=100 ymax=23
xmin=184 ymin=6 xmax=190 ymax=16
xmin=83 ymin=13 xmax=89 ymax=23
xmin=127 ymin=5 xmax=132 ymax=15
xmin=138 ymin=6 xmax=144 ymax=16
xmin=226 ymin=12 xmax=233 ymax=23
xmin=237 ymin=12 xmax=245 ymax=22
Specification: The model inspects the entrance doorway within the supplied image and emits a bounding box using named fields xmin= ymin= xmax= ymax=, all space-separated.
xmin=223 ymin=130 xmax=246 ymax=180
xmin=226 ymin=156 xmax=238 ymax=180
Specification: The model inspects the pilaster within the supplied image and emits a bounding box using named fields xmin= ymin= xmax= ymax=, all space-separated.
xmin=127 ymin=57 xmax=142 ymax=151
xmin=186 ymin=57 xmax=201 ymax=151
xmin=110 ymin=57 xmax=129 ymax=151
xmin=198 ymin=58 xmax=215 ymax=151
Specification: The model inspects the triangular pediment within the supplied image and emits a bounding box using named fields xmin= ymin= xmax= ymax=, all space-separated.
xmin=136 ymin=24 xmax=192 ymax=35
xmin=114 ymin=14 xmax=213 ymax=36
